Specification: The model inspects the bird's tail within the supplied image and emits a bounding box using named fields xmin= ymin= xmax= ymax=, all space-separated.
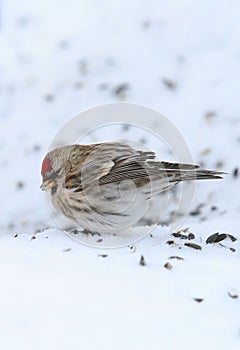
xmin=158 ymin=162 xmax=225 ymax=183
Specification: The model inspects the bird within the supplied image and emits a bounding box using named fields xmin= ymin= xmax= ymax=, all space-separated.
xmin=40 ymin=141 xmax=223 ymax=235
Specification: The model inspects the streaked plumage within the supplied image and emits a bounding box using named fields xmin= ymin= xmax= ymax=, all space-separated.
xmin=41 ymin=142 xmax=223 ymax=234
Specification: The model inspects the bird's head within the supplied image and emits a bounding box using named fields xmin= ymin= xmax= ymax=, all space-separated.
xmin=40 ymin=144 xmax=86 ymax=192
xmin=40 ymin=147 xmax=71 ymax=192
xmin=40 ymin=155 xmax=60 ymax=192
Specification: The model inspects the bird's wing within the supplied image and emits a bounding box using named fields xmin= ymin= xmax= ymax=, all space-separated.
xmin=64 ymin=142 xmax=221 ymax=194
xmin=65 ymin=142 xmax=153 ymax=190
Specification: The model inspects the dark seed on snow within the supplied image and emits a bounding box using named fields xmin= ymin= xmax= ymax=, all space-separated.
xmin=162 ymin=77 xmax=177 ymax=90
xmin=214 ymin=233 xmax=227 ymax=242
xmin=96 ymin=239 xmax=103 ymax=243
xmin=98 ymin=254 xmax=108 ymax=258
xmin=172 ymin=233 xmax=188 ymax=239
xmin=233 ymin=168 xmax=239 ymax=178
xmin=166 ymin=240 xmax=175 ymax=245
xmin=227 ymin=234 xmax=237 ymax=242
xmin=16 ymin=181 xmax=24 ymax=189
xmin=188 ymin=233 xmax=195 ymax=240
xmin=190 ymin=209 xmax=201 ymax=216
xmin=63 ymin=248 xmax=71 ymax=252
xmin=228 ymin=292 xmax=238 ymax=299
xmin=172 ymin=232 xmax=195 ymax=240
xmin=206 ymin=232 xmax=227 ymax=244
xmin=184 ymin=242 xmax=202 ymax=250
xmin=194 ymin=298 xmax=204 ymax=303
xmin=33 ymin=144 xmax=41 ymax=152
xmin=204 ymin=111 xmax=217 ymax=121
xmin=44 ymin=94 xmax=54 ymax=102
xmin=114 ymin=83 xmax=129 ymax=98
xmin=230 ymin=247 xmax=236 ymax=252
xmin=122 ymin=123 xmax=130 ymax=132
xmin=211 ymin=206 xmax=218 ymax=211
xmin=164 ymin=262 xmax=172 ymax=270
xmin=139 ymin=255 xmax=146 ymax=266
xmin=168 ymin=256 xmax=184 ymax=261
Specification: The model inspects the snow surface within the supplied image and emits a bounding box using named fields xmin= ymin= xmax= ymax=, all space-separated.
xmin=0 ymin=0 xmax=240 ymax=349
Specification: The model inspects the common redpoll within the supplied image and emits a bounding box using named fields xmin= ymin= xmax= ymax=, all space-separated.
xmin=41 ymin=142 xmax=223 ymax=234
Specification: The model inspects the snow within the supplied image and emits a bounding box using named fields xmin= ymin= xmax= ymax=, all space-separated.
xmin=0 ymin=0 xmax=240 ymax=349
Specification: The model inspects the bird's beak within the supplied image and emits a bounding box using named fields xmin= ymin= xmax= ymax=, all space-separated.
xmin=40 ymin=179 xmax=56 ymax=191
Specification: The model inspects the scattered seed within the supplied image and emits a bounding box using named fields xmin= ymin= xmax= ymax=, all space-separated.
xmin=172 ymin=232 xmax=188 ymax=239
xmin=164 ymin=262 xmax=172 ymax=270
xmin=34 ymin=227 xmax=50 ymax=234
xmin=96 ymin=239 xmax=103 ymax=243
xmin=205 ymin=111 xmax=216 ymax=118
xmin=113 ymin=83 xmax=129 ymax=99
xmin=206 ymin=232 xmax=227 ymax=244
xmin=44 ymin=94 xmax=54 ymax=102
xmin=139 ymin=137 xmax=147 ymax=144
xmin=31 ymin=235 xmax=36 ymax=240
xmin=82 ymin=229 xmax=100 ymax=236
xmin=16 ymin=181 xmax=24 ymax=189
xmin=200 ymin=148 xmax=211 ymax=156
xmin=184 ymin=242 xmax=202 ymax=250
xmin=206 ymin=232 xmax=219 ymax=243
xmin=162 ymin=77 xmax=177 ymax=90
xmin=211 ymin=206 xmax=218 ymax=211
xmin=215 ymin=161 xmax=224 ymax=169
xmin=168 ymin=256 xmax=184 ymax=261
xmin=219 ymin=243 xmax=237 ymax=252
xmin=230 ymin=247 xmax=236 ymax=252
xmin=172 ymin=232 xmax=195 ymax=240
xmin=139 ymin=255 xmax=146 ymax=266
xmin=122 ymin=124 xmax=130 ymax=131
xmin=129 ymin=245 xmax=136 ymax=253
xmin=228 ymin=291 xmax=238 ymax=299
xmin=63 ymin=248 xmax=71 ymax=252
xmin=14 ymin=234 xmax=18 ymax=238
xmin=33 ymin=144 xmax=41 ymax=152
xmin=205 ymin=111 xmax=217 ymax=123
xmin=227 ymin=234 xmax=237 ymax=242
xmin=188 ymin=233 xmax=195 ymax=240
xmin=194 ymin=298 xmax=204 ymax=303
xmin=98 ymin=254 xmax=108 ymax=258
xmin=190 ymin=209 xmax=201 ymax=216
xmin=166 ymin=240 xmax=175 ymax=245
xmin=233 ymin=168 xmax=239 ymax=178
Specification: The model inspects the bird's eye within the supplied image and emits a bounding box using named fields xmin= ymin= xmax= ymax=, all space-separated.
xmin=55 ymin=168 xmax=61 ymax=176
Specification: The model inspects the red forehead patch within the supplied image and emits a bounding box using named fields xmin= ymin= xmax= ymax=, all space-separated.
xmin=41 ymin=158 xmax=53 ymax=175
